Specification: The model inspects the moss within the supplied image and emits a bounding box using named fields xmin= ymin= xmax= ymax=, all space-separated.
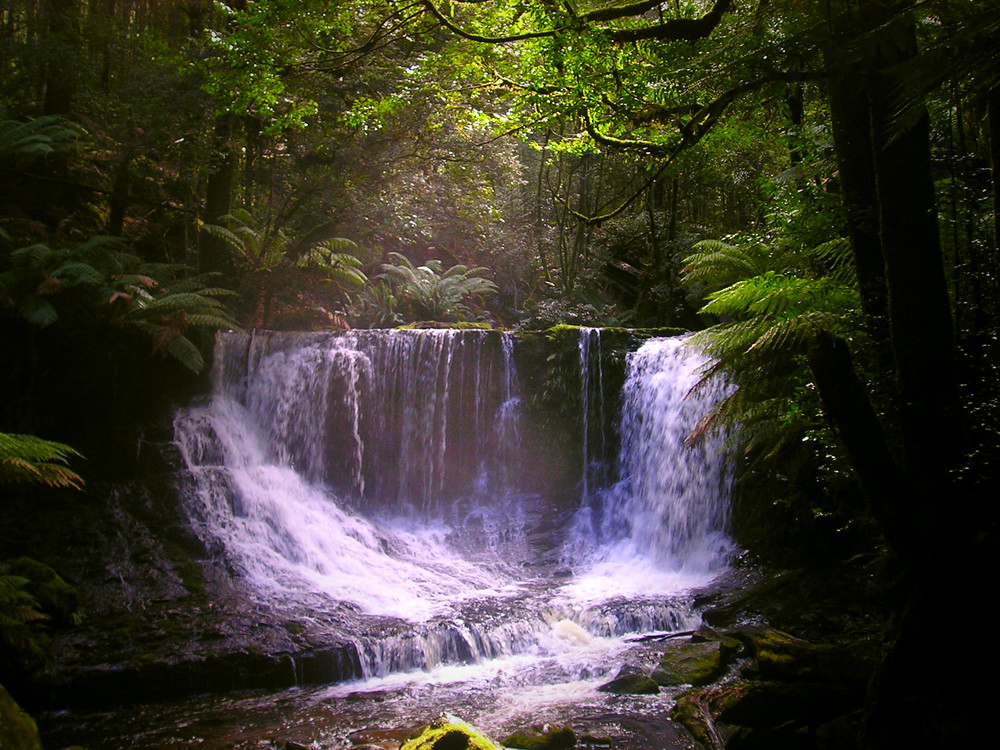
xmin=400 ymin=714 xmax=504 ymax=750
xmin=396 ymin=321 xmax=493 ymax=330
xmin=0 ymin=684 xmax=43 ymax=750
xmin=596 ymin=672 xmax=660 ymax=695
xmin=502 ymin=724 xmax=576 ymax=749
xmin=652 ymin=640 xmax=724 ymax=686
xmin=2 ymin=556 xmax=81 ymax=626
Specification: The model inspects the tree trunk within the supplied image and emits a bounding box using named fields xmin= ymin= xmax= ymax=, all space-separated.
xmin=823 ymin=36 xmax=893 ymax=373
xmin=107 ymin=153 xmax=131 ymax=236
xmin=865 ymin=1 xmax=961 ymax=500
xmin=202 ymin=114 xmax=237 ymax=277
xmin=989 ymin=86 xmax=1000 ymax=317
xmin=42 ymin=0 xmax=81 ymax=116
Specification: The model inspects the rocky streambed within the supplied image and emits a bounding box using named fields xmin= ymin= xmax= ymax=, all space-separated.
xmin=20 ymin=555 xmax=883 ymax=750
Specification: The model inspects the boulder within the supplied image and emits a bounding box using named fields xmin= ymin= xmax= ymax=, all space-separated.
xmin=400 ymin=714 xmax=504 ymax=750
xmin=596 ymin=669 xmax=660 ymax=695
xmin=737 ymin=627 xmax=870 ymax=687
xmin=2 ymin=556 xmax=81 ymax=625
xmin=502 ymin=723 xmax=576 ymax=749
xmin=0 ymin=684 xmax=43 ymax=750
xmin=651 ymin=640 xmax=725 ymax=686
xmin=671 ymin=679 xmax=863 ymax=748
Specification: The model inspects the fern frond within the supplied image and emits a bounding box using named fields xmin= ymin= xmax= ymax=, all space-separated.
xmin=11 ymin=243 xmax=59 ymax=270
xmin=52 ymin=261 xmax=104 ymax=287
xmin=0 ymin=433 xmax=84 ymax=489
xmin=184 ymin=312 xmax=238 ymax=328
xmin=199 ymin=223 xmax=246 ymax=254
xmin=18 ymin=296 xmax=59 ymax=326
xmin=164 ymin=335 xmax=205 ymax=373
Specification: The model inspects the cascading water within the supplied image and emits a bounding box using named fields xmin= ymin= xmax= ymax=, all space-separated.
xmin=173 ymin=329 xmax=732 ymax=684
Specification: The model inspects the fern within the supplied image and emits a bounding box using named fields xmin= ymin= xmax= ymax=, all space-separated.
xmin=682 ymin=239 xmax=768 ymax=291
xmin=0 ymin=568 xmax=48 ymax=653
xmin=0 ymin=114 xmax=81 ymax=163
xmin=683 ymin=231 xmax=862 ymax=485
xmin=3 ymin=237 xmax=238 ymax=373
xmin=375 ymin=252 xmax=497 ymax=323
xmin=298 ymin=242 xmax=368 ymax=287
xmin=0 ymin=433 xmax=83 ymax=489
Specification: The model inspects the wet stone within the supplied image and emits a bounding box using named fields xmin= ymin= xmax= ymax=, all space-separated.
xmin=652 ymin=639 xmax=724 ymax=686
xmin=596 ymin=672 xmax=661 ymax=695
xmin=502 ymin=723 xmax=576 ymax=749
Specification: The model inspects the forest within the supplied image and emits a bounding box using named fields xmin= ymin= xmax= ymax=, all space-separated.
xmin=1 ymin=1 xmax=998 ymax=749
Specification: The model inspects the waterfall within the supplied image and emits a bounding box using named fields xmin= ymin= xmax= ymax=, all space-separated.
xmin=173 ymin=329 xmax=731 ymax=678
xmin=578 ymin=327 xmax=608 ymax=500
xmin=562 ymin=335 xmax=733 ymax=601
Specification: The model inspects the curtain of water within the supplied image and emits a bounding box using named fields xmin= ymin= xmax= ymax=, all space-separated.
xmin=577 ymin=336 xmax=733 ymax=575
xmin=173 ymin=330 xmax=729 ymax=673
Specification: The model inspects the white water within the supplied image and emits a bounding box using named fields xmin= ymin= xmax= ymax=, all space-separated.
xmin=173 ymin=329 xmax=731 ymax=680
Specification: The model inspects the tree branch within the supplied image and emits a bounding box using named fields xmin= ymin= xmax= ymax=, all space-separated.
xmin=425 ymin=0 xmax=733 ymax=46
xmin=422 ymin=0 xmax=561 ymax=43
xmin=605 ymin=0 xmax=734 ymax=43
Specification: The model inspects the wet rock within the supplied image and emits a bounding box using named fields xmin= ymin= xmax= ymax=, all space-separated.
xmin=651 ymin=640 xmax=724 ymax=686
xmin=0 ymin=684 xmax=43 ymax=750
xmin=596 ymin=670 xmax=660 ymax=695
xmin=691 ymin=625 xmax=742 ymax=657
xmin=400 ymin=714 xmax=504 ymax=750
xmin=502 ymin=723 xmax=576 ymax=749
xmin=714 ymin=681 xmax=859 ymax=727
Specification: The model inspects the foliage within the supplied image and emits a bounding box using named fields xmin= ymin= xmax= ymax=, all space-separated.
xmin=0 ymin=236 xmax=237 ymax=373
xmin=0 ymin=434 xmax=83 ymax=658
xmin=0 ymin=111 xmax=81 ymax=163
xmin=201 ymin=211 xmax=369 ymax=328
xmin=0 ymin=565 xmax=46 ymax=654
xmin=367 ymin=251 xmax=498 ymax=324
xmin=683 ymin=228 xmax=861 ymax=480
xmin=0 ymin=433 xmax=83 ymax=490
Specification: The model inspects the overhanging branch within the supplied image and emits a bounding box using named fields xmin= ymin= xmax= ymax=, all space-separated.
xmin=422 ymin=1 xmax=561 ymax=43
xmin=424 ymin=0 xmax=733 ymax=46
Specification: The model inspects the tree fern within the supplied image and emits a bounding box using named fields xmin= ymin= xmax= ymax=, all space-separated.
xmin=682 ymin=232 xmax=863 ymax=487
xmin=298 ymin=240 xmax=368 ymax=288
xmin=376 ymin=252 xmax=498 ymax=323
xmin=0 ymin=112 xmax=81 ymax=163
xmin=0 ymin=567 xmax=48 ymax=653
xmin=0 ymin=432 xmax=82 ymax=656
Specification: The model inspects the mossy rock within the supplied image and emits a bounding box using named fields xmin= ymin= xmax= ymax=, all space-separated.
xmin=400 ymin=714 xmax=504 ymax=750
xmin=2 ymin=556 xmax=81 ymax=625
xmin=672 ymin=680 xmax=862 ymax=736
xmin=596 ymin=672 xmax=660 ymax=695
xmin=738 ymin=627 xmax=863 ymax=685
xmin=396 ymin=322 xmax=493 ymax=330
xmin=0 ymin=684 xmax=43 ymax=750
xmin=502 ymin=723 xmax=576 ymax=749
xmin=652 ymin=640 xmax=725 ymax=686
